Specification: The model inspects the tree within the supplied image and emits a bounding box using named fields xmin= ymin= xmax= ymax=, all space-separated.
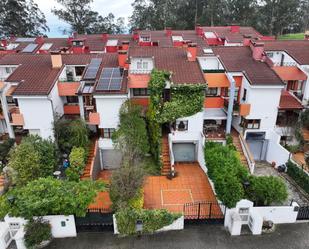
xmin=109 ymin=165 xmax=145 ymax=210
xmin=225 ymin=0 xmax=258 ymax=26
xmin=0 ymin=0 xmax=49 ymax=37
xmin=24 ymin=218 xmax=51 ymax=249
xmin=0 ymin=177 xmax=105 ymax=219
xmin=0 ymin=139 xmax=15 ymax=170
xmin=54 ymin=118 xmax=89 ymax=155
xmin=246 ymin=176 xmax=288 ymax=206
xmin=52 ymin=0 xmax=125 ymax=34
xmin=7 ymin=135 xmax=57 ymax=186
xmin=66 ymin=147 xmax=86 ymax=181
xmin=112 ymin=100 xmax=150 ymax=166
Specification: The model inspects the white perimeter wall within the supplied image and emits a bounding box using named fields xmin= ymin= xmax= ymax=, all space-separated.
xmin=266 ymin=130 xmax=290 ymax=166
xmin=95 ymin=95 xmax=127 ymax=129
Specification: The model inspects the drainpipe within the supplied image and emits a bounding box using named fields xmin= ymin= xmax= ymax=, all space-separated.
xmin=1 ymin=86 xmax=15 ymax=139
xmin=226 ymin=73 xmax=236 ymax=134
xmin=78 ymin=95 xmax=85 ymax=120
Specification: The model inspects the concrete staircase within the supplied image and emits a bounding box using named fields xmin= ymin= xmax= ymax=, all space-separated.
xmin=161 ymin=136 xmax=171 ymax=176
xmin=0 ymin=174 xmax=4 ymax=194
xmin=80 ymin=139 xmax=96 ymax=180
xmin=231 ymin=130 xmax=250 ymax=170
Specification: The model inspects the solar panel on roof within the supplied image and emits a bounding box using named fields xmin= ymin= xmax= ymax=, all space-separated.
xmin=83 ymin=58 xmax=102 ymax=80
xmin=96 ymin=68 xmax=123 ymax=91
xmin=16 ymin=38 xmax=36 ymax=42
xmin=22 ymin=43 xmax=38 ymax=53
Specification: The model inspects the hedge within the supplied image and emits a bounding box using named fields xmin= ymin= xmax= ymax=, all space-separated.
xmin=205 ymin=142 xmax=288 ymax=207
xmin=115 ymin=208 xmax=181 ymax=235
xmin=287 ymin=161 xmax=309 ymax=194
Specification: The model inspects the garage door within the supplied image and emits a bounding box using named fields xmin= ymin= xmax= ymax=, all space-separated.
xmin=246 ymin=140 xmax=268 ymax=161
xmin=101 ymin=149 xmax=122 ymax=169
xmin=173 ymin=143 xmax=196 ymax=162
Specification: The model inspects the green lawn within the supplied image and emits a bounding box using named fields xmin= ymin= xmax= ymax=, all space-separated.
xmin=278 ymin=33 xmax=305 ymax=40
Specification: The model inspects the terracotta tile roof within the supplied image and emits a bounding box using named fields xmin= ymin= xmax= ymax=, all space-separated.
xmin=0 ymin=54 xmax=105 ymax=95
xmin=273 ymin=66 xmax=307 ymax=81
xmin=202 ymin=26 xmax=262 ymax=43
xmin=279 ymin=90 xmax=303 ymax=110
xmin=128 ymin=74 xmax=150 ymax=88
xmin=264 ymin=40 xmax=309 ymax=65
xmin=129 ymin=47 xmax=205 ymax=84
xmin=212 ymin=46 xmax=284 ymax=86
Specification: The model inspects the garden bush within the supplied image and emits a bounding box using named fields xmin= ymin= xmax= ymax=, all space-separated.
xmin=66 ymin=147 xmax=86 ymax=181
xmin=24 ymin=218 xmax=51 ymax=249
xmin=204 ymin=142 xmax=288 ymax=208
xmin=115 ymin=208 xmax=181 ymax=235
xmin=287 ymin=161 xmax=309 ymax=194
xmin=127 ymin=188 xmax=144 ymax=210
xmin=0 ymin=138 xmax=15 ymax=169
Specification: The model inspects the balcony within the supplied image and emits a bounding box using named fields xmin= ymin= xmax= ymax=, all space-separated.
xmin=9 ymin=107 xmax=24 ymax=126
xmin=88 ymin=112 xmax=100 ymax=125
xmin=57 ymin=82 xmax=80 ymax=96
xmin=63 ymin=104 xmax=80 ymax=115
xmin=239 ymin=103 xmax=251 ymax=116
xmin=203 ymin=122 xmax=226 ymax=140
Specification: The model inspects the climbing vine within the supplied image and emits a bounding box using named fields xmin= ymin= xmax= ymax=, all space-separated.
xmin=146 ymin=69 xmax=206 ymax=162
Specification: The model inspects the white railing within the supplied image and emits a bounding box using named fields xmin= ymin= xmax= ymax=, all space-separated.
xmin=129 ymin=69 xmax=152 ymax=74
xmin=239 ymin=134 xmax=255 ymax=174
xmin=168 ymin=133 xmax=175 ymax=169
xmin=273 ymin=62 xmax=297 ymax=67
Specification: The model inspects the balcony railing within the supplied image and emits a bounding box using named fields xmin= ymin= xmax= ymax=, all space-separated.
xmin=87 ymin=112 xmax=100 ymax=125
xmin=58 ymin=82 xmax=80 ymax=96
xmin=9 ymin=107 xmax=24 ymax=126
xmin=63 ymin=104 xmax=80 ymax=115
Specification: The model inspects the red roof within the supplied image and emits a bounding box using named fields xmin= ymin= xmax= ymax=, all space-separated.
xmin=129 ymin=47 xmax=205 ymax=84
xmin=213 ymin=46 xmax=284 ymax=86
xmin=279 ymin=91 xmax=303 ymax=110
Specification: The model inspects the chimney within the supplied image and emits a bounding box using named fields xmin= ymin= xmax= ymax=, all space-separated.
xmin=305 ymin=31 xmax=309 ymax=40
xmin=195 ymin=24 xmax=203 ymax=36
xmin=36 ymin=36 xmax=44 ymax=45
xmin=73 ymin=31 xmax=77 ymax=38
xmin=165 ymin=27 xmax=172 ymax=37
xmin=67 ymin=37 xmax=73 ymax=45
xmin=250 ymin=41 xmax=265 ymax=61
xmin=133 ymin=29 xmax=139 ymax=41
xmin=102 ymin=32 xmax=108 ymax=41
xmin=122 ymin=41 xmax=130 ymax=51
xmin=118 ymin=50 xmax=128 ymax=68
xmin=243 ymin=34 xmax=252 ymax=46
xmin=230 ymin=25 xmax=240 ymax=33
xmin=51 ymin=52 xmax=62 ymax=69
xmin=187 ymin=43 xmax=197 ymax=62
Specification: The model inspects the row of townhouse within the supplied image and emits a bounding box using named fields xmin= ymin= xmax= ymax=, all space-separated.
xmin=0 ymin=25 xmax=308 ymax=171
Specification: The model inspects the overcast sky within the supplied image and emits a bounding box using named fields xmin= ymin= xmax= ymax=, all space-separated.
xmin=33 ymin=0 xmax=134 ymax=37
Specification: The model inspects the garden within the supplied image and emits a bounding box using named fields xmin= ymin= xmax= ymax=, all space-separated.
xmin=0 ymin=118 xmax=104 ymax=248
xmin=205 ymin=139 xmax=288 ymax=208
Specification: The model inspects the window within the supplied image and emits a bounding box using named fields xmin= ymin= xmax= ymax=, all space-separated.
xmin=242 ymin=118 xmax=260 ymax=129
xmin=205 ymin=88 xmax=218 ymax=96
xmin=140 ymin=35 xmax=150 ymax=42
xmin=176 ymin=120 xmax=188 ymax=131
xmin=73 ymin=41 xmax=83 ymax=46
xmin=66 ymin=96 xmax=79 ymax=104
xmin=267 ymin=52 xmax=274 ymax=58
xmin=5 ymin=67 xmax=13 ymax=74
xmin=133 ymin=88 xmax=150 ymax=96
xmin=242 ymin=89 xmax=247 ymax=101
xmin=75 ymin=66 xmax=85 ymax=76
xmin=61 ymin=221 xmax=66 ymax=227
xmin=137 ymin=61 xmax=149 ymax=70
xmin=101 ymin=128 xmax=115 ymax=138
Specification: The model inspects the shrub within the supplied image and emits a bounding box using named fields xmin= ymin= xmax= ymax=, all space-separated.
xmin=0 ymin=138 xmax=15 ymax=169
xmin=66 ymin=147 xmax=86 ymax=181
xmin=127 ymin=189 xmax=144 ymax=210
xmin=7 ymin=135 xmax=57 ymax=186
xmin=287 ymin=161 xmax=309 ymax=194
xmin=205 ymin=142 xmax=288 ymax=208
xmin=54 ymin=118 xmax=89 ymax=155
xmin=24 ymin=218 xmax=51 ymax=249
xmin=246 ymin=176 xmax=288 ymax=206
xmin=115 ymin=208 xmax=181 ymax=235
xmin=300 ymin=109 xmax=309 ymax=130
xmin=0 ymin=177 xmax=105 ymax=219
xmin=109 ymin=165 xmax=145 ymax=210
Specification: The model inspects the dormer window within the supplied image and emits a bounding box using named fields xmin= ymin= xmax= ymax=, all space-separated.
xmin=137 ymin=61 xmax=149 ymax=70
xmin=72 ymin=40 xmax=84 ymax=46
xmin=140 ymin=34 xmax=151 ymax=42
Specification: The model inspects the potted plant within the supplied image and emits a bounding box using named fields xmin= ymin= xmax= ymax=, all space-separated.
xmin=24 ymin=218 xmax=52 ymax=249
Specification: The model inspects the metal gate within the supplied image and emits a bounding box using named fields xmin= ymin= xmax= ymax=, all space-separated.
xmin=297 ymin=206 xmax=309 ymax=220
xmin=183 ymin=201 xmax=226 ymax=224
xmin=75 ymin=209 xmax=114 ymax=232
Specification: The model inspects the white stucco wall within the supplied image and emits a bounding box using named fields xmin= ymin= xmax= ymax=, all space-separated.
xmin=43 ymin=215 xmax=76 ymax=238
xmin=49 ymin=82 xmax=64 ymax=117
xmin=300 ymin=65 xmax=309 ymax=103
xmin=266 ymin=130 xmax=290 ymax=166
xmin=266 ymin=51 xmax=297 ymax=66
xmin=94 ymin=95 xmax=128 ymax=129
xmin=17 ymin=96 xmax=55 ymax=139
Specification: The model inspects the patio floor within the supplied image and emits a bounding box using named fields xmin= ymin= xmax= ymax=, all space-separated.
xmin=143 ymin=163 xmax=218 ymax=213
xmin=293 ymin=152 xmax=309 ymax=172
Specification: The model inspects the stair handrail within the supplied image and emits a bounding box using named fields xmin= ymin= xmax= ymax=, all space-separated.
xmin=168 ymin=133 xmax=175 ymax=169
xmin=238 ymin=133 xmax=255 ymax=174
xmin=89 ymin=139 xmax=99 ymax=180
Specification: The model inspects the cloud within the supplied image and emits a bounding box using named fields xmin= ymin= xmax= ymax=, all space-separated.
xmin=33 ymin=0 xmax=134 ymax=37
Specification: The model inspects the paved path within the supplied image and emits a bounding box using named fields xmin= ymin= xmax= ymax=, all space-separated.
xmin=47 ymin=223 xmax=309 ymax=249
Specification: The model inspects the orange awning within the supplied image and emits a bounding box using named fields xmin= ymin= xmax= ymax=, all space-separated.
xmin=273 ymin=66 xmax=307 ymax=81
xmin=6 ymin=86 xmax=17 ymax=96
xmin=128 ymin=74 xmax=150 ymax=88
xmin=204 ymin=73 xmax=230 ymax=88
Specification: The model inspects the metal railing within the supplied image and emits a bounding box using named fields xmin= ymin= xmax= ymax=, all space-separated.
xmin=239 ymin=133 xmax=255 ymax=174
